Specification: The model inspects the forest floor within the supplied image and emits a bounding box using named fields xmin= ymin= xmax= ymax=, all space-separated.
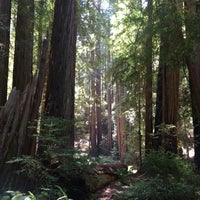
xmin=91 ymin=169 xmax=144 ymax=200
xmin=74 ymin=138 xmax=141 ymax=199
xmin=92 ymin=181 xmax=128 ymax=200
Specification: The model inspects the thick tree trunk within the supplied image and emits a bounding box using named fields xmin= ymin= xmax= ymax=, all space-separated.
xmin=154 ymin=1 xmax=183 ymax=153
xmin=0 ymin=0 xmax=11 ymax=106
xmin=45 ymin=0 xmax=77 ymax=149
xmin=27 ymin=37 xmax=49 ymax=155
xmin=89 ymin=37 xmax=102 ymax=156
xmin=187 ymin=46 xmax=200 ymax=168
xmin=0 ymin=81 xmax=37 ymax=190
xmin=185 ymin=1 xmax=200 ymax=169
xmin=13 ymin=0 xmax=34 ymax=91
xmin=0 ymin=37 xmax=49 ymax=190
xmin=154 ymin=47 xmax=180 ymax=154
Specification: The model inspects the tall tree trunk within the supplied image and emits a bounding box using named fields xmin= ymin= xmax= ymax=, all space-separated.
xmin=45 ymin=0 xmax=77 ymax=149
xmin=0 ymin=43 xmax=48 ymax=189
xmin=144 ymin=0 xmax=153 ymax=153
xmin=185 ymin=1 xmax=200 ymax=169
xmin=0 ymin=0 xmax=11 ymax=106
xmin=13 ymin=0 xmax=34 ymax=91
xmin=36 ymin=0 xmax=44 ymax=68
xmin=115 ymin=83 xmax=126 ymax=163
xmin=96 ymin=1 xmax=102 ymax=151
xmin=154 ymin=1 xmax=183 ymax=153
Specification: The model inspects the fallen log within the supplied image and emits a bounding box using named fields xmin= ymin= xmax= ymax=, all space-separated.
xmin=55 ymin=162 xmax=127 ymax=193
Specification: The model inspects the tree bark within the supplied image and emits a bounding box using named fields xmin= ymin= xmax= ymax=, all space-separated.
xmin=13 ymin=0 xmax=34 ymax=91
xmin=45 ymin=0 xmax=77 ymax=149
xmin=154 ymin=1 xmax=183 ymax=153
xmin=0 ymin=0 xmax=11 ymax=106
xmin=185 ymin=0 xmax=200 ymax=169
xmin=115 ymin=83 xmax=126 ymax=163
xmin=0 ymin=37 xmax=49 ymax=190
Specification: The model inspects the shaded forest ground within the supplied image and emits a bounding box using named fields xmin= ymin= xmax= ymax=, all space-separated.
xmin=1 ymin=148 xmax=200 ymax=200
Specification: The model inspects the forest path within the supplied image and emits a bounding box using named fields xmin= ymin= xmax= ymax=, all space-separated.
xmin=91 ymin=170 xmax=144 ymax=200
xmin=91 ymin=181 xmax=128 ymax=200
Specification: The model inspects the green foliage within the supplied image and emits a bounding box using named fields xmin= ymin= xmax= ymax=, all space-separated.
xmin=0 ymin=187 xmax=72 ymax=200
xmin=115 ymin=150 xmax=200 ymax=200
xmin=37 ymin=116 xmax=75 ymax=153
xmin=7 ymin=155 xmax=57 ymax=185
xmin=116 ymin=176 xmax=199 ymax=200
xmin=115 ymin=167 xmax=131 ymax=179
xmin=36 ymin=186 xmax=72 ymax=200
xmin=143 ymin=150 xmax=194 ymax=180
xmin=7 ymin=115 xmax=99 ymax=199
xmin=0 ymin=190 xmax=36 ymax=200
xmin=58 ymin=148 xmax=98 ymax=176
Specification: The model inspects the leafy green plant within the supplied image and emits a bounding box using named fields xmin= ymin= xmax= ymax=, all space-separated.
xmin=6 ymin=117 xmax=100 ymax=199
xmin=115 ymin=167 xmax=131 ymax=179
xmin=143 ymin=149 xmax=194 ymax=180
xmin=7 ymin=155 xmax=57 ymax=185
xmin=35 ymin=186 xmax=72 ymax=200
xmin=0 ymin=190 xmax=36 ymax=200
xmin=57 ymin=148 xmax=98 ymax=179
xmin=115 ymin=176 xmax=199 ymax=200
xmin=0 ymin=188 xmax=72 ymax=200
xmin=115 ymin=150 xmax=200 ymax=200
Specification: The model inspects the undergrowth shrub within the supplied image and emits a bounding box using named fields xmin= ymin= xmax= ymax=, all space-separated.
xmin=116 ymin=176 xmax=198 ymax=200
xmin=143 ymin=149 xmax=194 ymax=180
xmin=7 ymin=148 xmax=97 ymax=199
xmin=115 ymin=150 xmax=200 ymax=200
xmin=0 ymin=186 xmax=72 ymax=200
xmin=6 ymin=116 xmax=99 ymax=199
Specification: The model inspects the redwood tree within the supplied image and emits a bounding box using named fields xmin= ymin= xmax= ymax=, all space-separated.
xmin=13 ymin=0 xmax=34 ymax=91
xmin=0 ymin=0 xmax=11 ymax=106
xmin=45 ymin=0 xmax=77 ymax=149
xmin=185 ymin=0 xmax=200 ymax=169
xmin=154 ymin=1 xmax=183 ymax=153
xmin=115 ymin=83 xmax=126 ymax=163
